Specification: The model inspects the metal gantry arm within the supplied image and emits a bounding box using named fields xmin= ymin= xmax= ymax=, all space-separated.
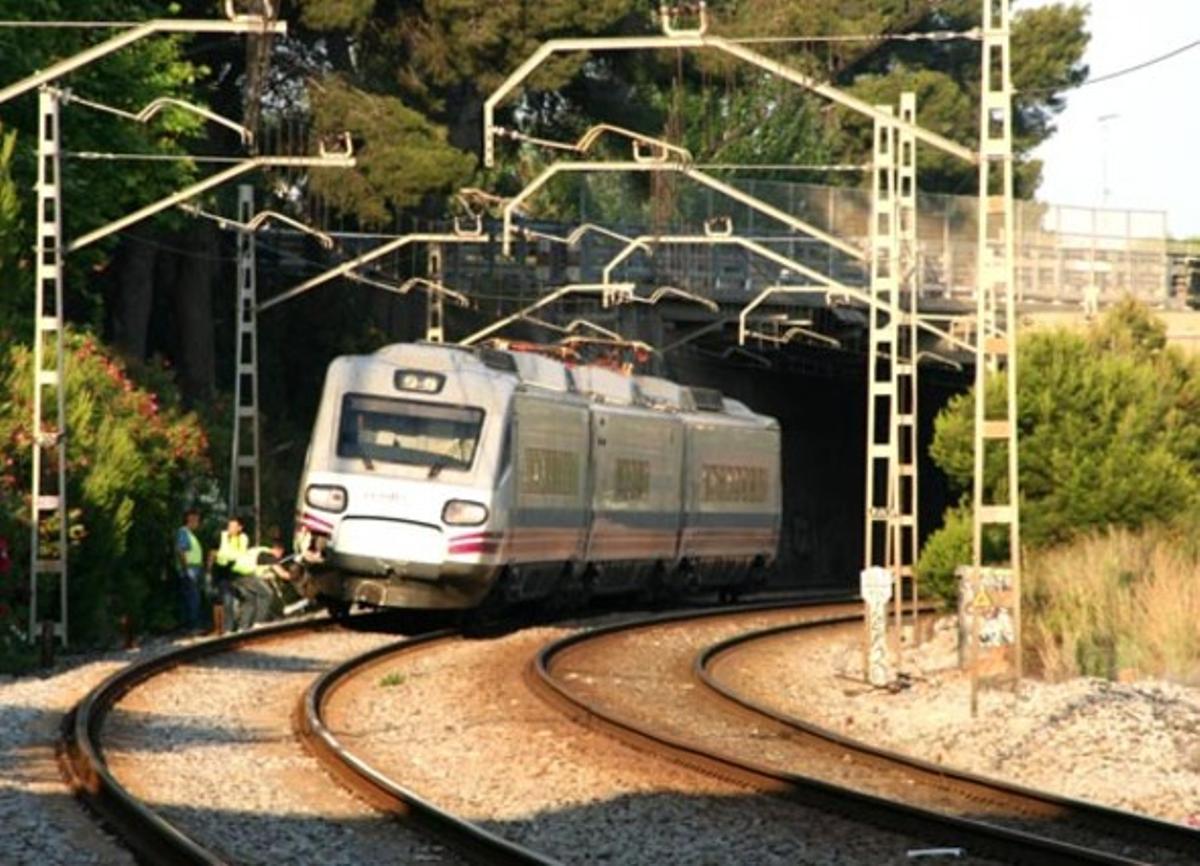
xmin=497 ymin=123 xmax=694 ymax=164
xmin=458 ymin=284 xmax=636 ymax=346
xmin=56 ymin=91 xmax=255 ymax=145
xmin=736 ymin=285 xmax=841 ymax=344
xmin=519 ymin=222 xmax=647 ymax=250
xmin=598 ymin=232 xmax=976 ymax=354
xmin=67 ymin=152 xmax=354 ymax=253
xmin=482 ymin=27 xmax=976 ymax=169
xmin=257 ymin=231 xmax=486 ymax=313
xmin=745 ymin=326 xmax=841 ymax=349
xmin=627 ymin=285 xmax=719 ymax=312
xmin=0 ymin=12 xmax=285 ymax=105
xmin=501 ymin=161 xmax=864 ymax=260
xmin=179 ymin=202 xmax=335 ymax=249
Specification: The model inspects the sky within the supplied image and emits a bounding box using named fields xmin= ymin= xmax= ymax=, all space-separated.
xmin=1025 ymin=1 xmax=1200 ymax=238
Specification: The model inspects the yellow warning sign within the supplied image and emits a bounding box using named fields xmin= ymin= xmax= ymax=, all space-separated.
xmin=973 ymin=587 xmax=996 ymax=611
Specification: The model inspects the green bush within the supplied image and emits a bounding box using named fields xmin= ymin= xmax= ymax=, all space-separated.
xmin=916 ymin=506 xmax=971 ymax=606
xmin=928 ymin=301 xmax=1200 ymax=557
xmin=0 ymin=332 xmax=213 ymax=656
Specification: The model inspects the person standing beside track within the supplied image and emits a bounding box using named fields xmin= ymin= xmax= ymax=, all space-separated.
xmin=210 ymin=515 xmax=248 ymax=634
xmin=175 ymin=508 xmax=204 ymax=632
xmin=231 ymin=541 xmax=290 ymax=630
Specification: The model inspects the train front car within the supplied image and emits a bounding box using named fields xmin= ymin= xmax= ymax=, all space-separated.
xmin=294 ymin=344 xmax=516 ymax=609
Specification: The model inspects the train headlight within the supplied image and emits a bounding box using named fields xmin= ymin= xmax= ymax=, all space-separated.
xmin=305 ymin=484 xmax=348 ymax=513
xmin=442 ymin=499 xmax=488 ymax=526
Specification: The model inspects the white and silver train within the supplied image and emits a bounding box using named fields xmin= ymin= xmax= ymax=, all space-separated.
xmin=293 ymin=342 xmax=782 ymax=610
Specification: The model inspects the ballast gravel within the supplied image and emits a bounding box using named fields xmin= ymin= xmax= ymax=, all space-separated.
xmin=324 ymin=626 xmax=966 ymax=866
xmin=719 ymin=616 xmax=1200 ymax=828
xmin=3 ymin=606 xmax=1199 ymax=864
xmin=0 ymin=649 xmax=147 ymax=866
xmin=100 ymin=627 xmax=465 ymax=866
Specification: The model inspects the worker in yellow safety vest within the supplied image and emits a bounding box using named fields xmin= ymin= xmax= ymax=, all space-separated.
xmin=210 ymin=516 xmax=249 ymax=634
xmin=231 ymin=542 xmax=289 ymax=631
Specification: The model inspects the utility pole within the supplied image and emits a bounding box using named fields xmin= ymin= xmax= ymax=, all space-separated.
xmin=30 ymin=87 xmax=68 ymax=644
xmin=231 ymin=185 xmax=262 ymax=540
xmin=863 ymin=105 xmax=899 ymax=687
xmin=894 ymin=92 xmax=920 ymax=643
xmin=968 ymin=0 xmax=1021 ymax=709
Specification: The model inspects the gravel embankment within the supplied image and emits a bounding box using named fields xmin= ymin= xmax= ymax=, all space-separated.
xmin=0 ymin=649 xmax=146 ymax=866
xmin=718 ymin=616 xmax=1200 ymax=828
xmin=325 ymin=626 xmax=982 ymax=866
xmin=6 ymin=606 xmax=1196 ymax=865
xmin=101 ymin=627 xmax=465 ymax=866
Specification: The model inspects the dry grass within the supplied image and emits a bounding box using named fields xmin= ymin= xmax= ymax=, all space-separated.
xmin=1025 ymin=527 xmax=1200 ymax=684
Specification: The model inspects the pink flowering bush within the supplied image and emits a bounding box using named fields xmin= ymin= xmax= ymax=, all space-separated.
xmin=0 ymin=331 xmax=211 ymax=651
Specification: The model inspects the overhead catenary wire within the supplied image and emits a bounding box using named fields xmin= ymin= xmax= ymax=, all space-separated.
xmin=726 ymin=29 xmax=981 ymax=45
xmin=1022 ymin=37 xmax=1200 ymax=95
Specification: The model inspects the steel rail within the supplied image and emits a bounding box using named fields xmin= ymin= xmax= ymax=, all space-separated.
xmin=698 ymin=620 xmax=1200 ymax=862
xmin=300 ymin=631 xmax=558 ymax=865
xmin=59 ymin=614 xmax=387 ymax=865
xmin=531 ymin=603 xmax=1150 ymax=866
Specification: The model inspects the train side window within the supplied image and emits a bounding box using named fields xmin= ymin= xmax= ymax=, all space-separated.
xmin=701 ymin=464 xmax=768 ymax=503
xmin=613 ymin=458 xmax=650 ymax=502
xmin=521 ymin=447 xmax=579 ymax=496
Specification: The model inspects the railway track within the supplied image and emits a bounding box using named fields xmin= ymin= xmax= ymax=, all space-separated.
xmin=534 ymin=601 xmax=1200 ymax=865
xmin=314 ymin=599 xmax=958 ymax=864
xmin=697 ymin=619 xmax=1200 ymax=863
xmin=57 ymin=613 xmax=480 ymax=866
xmin=298 ymin=630 xmax=553 ymax=865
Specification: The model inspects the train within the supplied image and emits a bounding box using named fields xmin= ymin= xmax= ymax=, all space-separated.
xmin=292 ymin=341 xmax=782 ymax=612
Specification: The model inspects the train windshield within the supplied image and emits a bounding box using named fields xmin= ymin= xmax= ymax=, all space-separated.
xmin=337 ymin=394 xmax=485 ymax=472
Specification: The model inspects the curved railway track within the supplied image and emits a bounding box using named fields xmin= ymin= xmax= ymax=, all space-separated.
xmin=698 ymin=619 xmax=1200 ymax=864
xmin=298 ymin=630 xmax=552 ymax=865
xmin=57 ymin=613 xmax=494 ymax=865
xmin=57 ymin=597 xmax=1198 ymax=864
xmin=534 ymin=602 xmax=1200 ymax=865
xmin=311 ymin=598 xmax=958 ymax=864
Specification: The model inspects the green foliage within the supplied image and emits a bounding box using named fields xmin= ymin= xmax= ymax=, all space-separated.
xmin=0 ymin=0 xmax=205 ymax=316
xmin=308 ymin=76 xmax=475 ymax=225
xmin=0 ymin=125 xmax=27 ymax=340
xmin=298 ymin=0 xmax=376 ymax=31
xmin=928 ymin=302 xmax=1200 ymax=561
xmin=0 ymin=331 xmax=213 ymax=656
xmin=916 ymin=505 xmax=971 ymax=606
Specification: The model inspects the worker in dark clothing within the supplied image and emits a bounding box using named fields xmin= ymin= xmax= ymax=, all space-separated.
xmin=231 ymin=542 xmax=288 ymax=630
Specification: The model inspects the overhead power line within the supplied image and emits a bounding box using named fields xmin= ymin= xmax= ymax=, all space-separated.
xmin=1023 ymin=36 xmax=1200 ymax=96
xmin=1085 ymin=37 xmax=1200 ymax=86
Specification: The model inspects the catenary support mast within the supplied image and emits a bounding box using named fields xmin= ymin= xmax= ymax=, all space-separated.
xmin=30 ymin=88 xmax=69 ymax=643
xmin=970 ymin=0 xmax=1022 ymax=693
xmin=230 ymin=185 xmax=262 ymax=540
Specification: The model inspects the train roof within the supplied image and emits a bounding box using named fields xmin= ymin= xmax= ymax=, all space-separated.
xmin=355 ymin=342 xmax=773 ymax=423
xmin=572 ymin=365 xmax=639 ymax=405
xmin=635 ymin=376 xmax=694 ymax=411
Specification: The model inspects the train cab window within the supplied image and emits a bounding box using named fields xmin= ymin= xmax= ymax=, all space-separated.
xmin=337 ymin=394 xmax=485 ymax=472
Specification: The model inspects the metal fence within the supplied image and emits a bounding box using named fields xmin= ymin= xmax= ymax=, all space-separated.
xmin=508 ymin=176 xmax=1174 ymax=308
